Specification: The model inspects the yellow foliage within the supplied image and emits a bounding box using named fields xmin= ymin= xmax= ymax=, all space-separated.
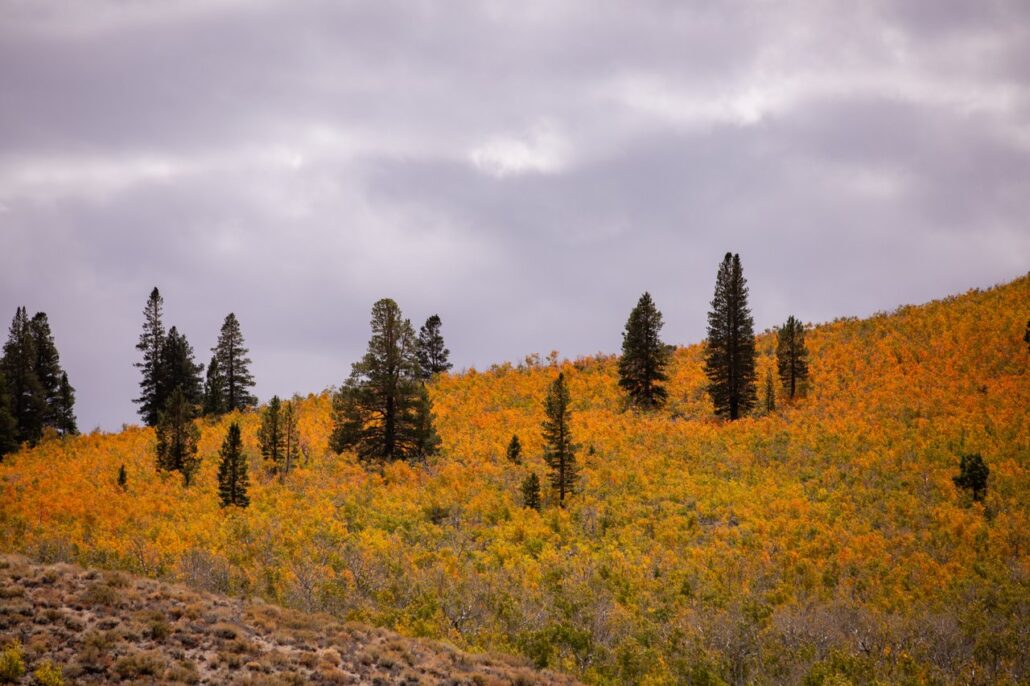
xmin=1 ymin=276 xmax=1028 ymax=684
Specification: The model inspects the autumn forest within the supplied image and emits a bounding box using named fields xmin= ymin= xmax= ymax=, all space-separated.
xmin=0 ymin=263 xmax=1028 ymax=685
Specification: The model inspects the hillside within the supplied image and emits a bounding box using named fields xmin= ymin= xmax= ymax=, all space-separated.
xmin=1 ymin=275 xmax=1028 ymax=685
xmin=0 ymin=554 xmax=577 ymax=685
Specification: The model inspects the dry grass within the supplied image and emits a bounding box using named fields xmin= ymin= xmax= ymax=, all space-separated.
xmin=0 ymin=555 xmax=577 ymax=685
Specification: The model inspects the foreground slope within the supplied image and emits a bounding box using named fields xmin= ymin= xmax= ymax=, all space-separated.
xmin=0 ymin=555 xmax=576 ymax=685
xmin=1 ymin=275 xmax=1028 ymax=684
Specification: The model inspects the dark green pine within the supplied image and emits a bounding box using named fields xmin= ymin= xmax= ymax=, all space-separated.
xmin=618 ymin=292 xmax=671 ymax=409
xmin=212 ymin=313 xmax=257 ymax=412
xmin=1 ymin=307 xmax=47 ymax=445
xmin=703 ymin=253 xmax=757 ymax=420
xmin=953 ymin=454 xmax=989 ymax=503
xmin=154 ymin=387 xmax=201 ymax=486
xmin=218 ymin=422 xmax=250 ymax=508
xmin=134 ymin=288 xmax=166 ymax=427
xmin=159 ymin=326 xmax=204 ymax=408
xmin=203 ymin=355 xmax=226 ymax=416
xmin=776 ymin=315 xmax=810 ymax=400
xmin=416 ymin=314 xmax=453 ymax=379
xmin=521 ymin=472 xmax=541 ymax=511
xmin=258 ymin=395 xmax=285 ymax=474
xmin=542 ymin=372 xmax=577 ymax=507
xmin=0 ymin=369 xmax=20 ymax=458
xmin=331 ymin=298 xmax=436 ymax=467
xmin=506 ymin=434 xmax=522 ymax=464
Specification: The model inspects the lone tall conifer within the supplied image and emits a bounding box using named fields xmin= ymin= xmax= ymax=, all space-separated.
xmin=134 ymin=288 xmax=166 ymax=426
xmin=618 ymin=292 xmax=671 ymax=409
xmin=416 ymin=315 xmax=452 ymax=379
xmin=331 ymin=299 xmax=438 ymax=466
xmin=776 ymin=315 xmax=809 ymax=400
xmin=542 ymin=372 xmax=577 ymax=507
xmin=703 ymin=253 xmax=757 ymax=420
xmin=218 ymin=422 xmax=250 ymax=508
xmin=211 ymin=313 xmax=257 ymax=412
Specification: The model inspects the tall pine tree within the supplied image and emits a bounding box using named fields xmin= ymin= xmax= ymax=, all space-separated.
xmin=217 ymin=422 xmax=250 ymax=508
xmin=703 ymin=253 xmax=757 ymax=420
xmin=155 ymin=387 xmax=201 ymax=486
xmin=618 ymin=292 xmax=671 ymax=409
xmin=416 ymin=315 xmax=452 ymax=379
xmin=159 ymin=327 xmax=204 ymax=408
xmin=202 ymin=355 xmax=226 ymax=416
xmin=55 ymin=372 xmax=77 ymax=435
xmin=506 ymin=434 xmax=523 ymax=464
xmin=1 ymin=307 xmax=46 ymax=445
xmin=0 ymin=370 xmax=19 ymax=458
xmin=134 ymin=288 xmax=166 ymax=426
xmin=29 ymin=313 xmax=72 ymax=433
xmin=542 ymin=372 xmax=577 ymax=507
xmin=211 ymin=313 xmax=257 ymax=412
xmin=331 ymin=298 xmax=437 ymax=466
xmin=281 ymin=399 xmax=301 ymax=477
xmin=776 ymin=315 xmax=809 ymax=400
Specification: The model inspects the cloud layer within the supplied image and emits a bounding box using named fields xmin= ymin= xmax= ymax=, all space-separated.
xmin=1 ymin=0 xmax=1028 ymax=430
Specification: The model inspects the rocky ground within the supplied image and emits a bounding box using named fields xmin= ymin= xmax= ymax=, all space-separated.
xmin=0 ymin=555 xmax=578 ymax=685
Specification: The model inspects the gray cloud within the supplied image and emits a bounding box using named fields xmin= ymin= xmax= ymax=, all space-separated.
xmin=1 ymin=0 xmax=1027 ymax=431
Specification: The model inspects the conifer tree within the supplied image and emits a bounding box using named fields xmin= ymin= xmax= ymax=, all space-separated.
xmin=703 ymin=253 xmax=757 ymax=420
xmin=416 ymin=315 xmax=453 ymax=379
xmin=159 ymin=327 xmax=204 ymax=407
xmin=331 ymin=298 xmax=436 ymax=466
xmin=217 ymin=422 xmax=250 ymax=508
xmin=618 ymin=292 xmax=671 ymax=409
xmin=764 ymin=368 xmax=776 ymax=414
xmin=0 ymin=370 xmax=19 ymax=458
xmin=117 ymin=464 xmax=127 ymax=490
xmin=29 ymin=313 xmax=71 ymax=432
xmin=506 ymin=434 xmax=522 ymax=464
xmin=953 ymin=453 xmax=989 ymax=503
xmin=521 ymin=472 xmax=541 ymax=511
xmin=134 ymin=288 xmax=166 ymax=426
xmin=55 ymin=372 xmax=77 ymax=435
xmin=281 ymin=399 xmax=301 ymax=477
xmin=211 ymin=313 xmax=257 ymax=412
xmin=1 ymin=307 xmax=46 ymax=445
xmin=259 ymin=395 xmax=285 ymax=475
xmin=776 ymin=315 xmax=809 ymax=400
xmin=412 ymin=384 xmax=441 ymax=461
xmin=203 ymin=355 xmax=226 ymax=416
xmin=542 ymin=372 xmax=577 ymax=507
xmin=155 ymin=387 xmax=201 ymax=486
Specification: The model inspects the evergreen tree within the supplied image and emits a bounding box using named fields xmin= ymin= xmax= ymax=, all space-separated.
xmin=159 ymin=327 xmax=204 ymax=407
xmin=155 ymin=387 xmax=201 ymax=486
xmin=0 ymin=370 xmax=19 ymax=458
xmin=618 ymin=292 xmax=671 ymax=409
xmin=134 ymin=288 xmax=166 ymax=426
xmin=1 ymin=307 xmax=46 ymax=445
xmin=703 ymin=253 xmax=757 ymax=420
xmin=258 ymin=395 xmax=285 ymax=475
xmin=217 ymin=422 xmax=250 ymax=508
xmin=281 ymin=399 xmax=301 ymax=477
xmin=416 ymin=315 xmax=453 ymax=379
xmin=28 ymin=313 xmax=69 ymax=432
xmin=953 ymin=453 xmax=989 ymax=503
xmin=506 ymin=434 xmax=522 ymax=464
xmin=331 ymin=298 xmax=436 ymax=466
xmin=211 ymin=313 xmax=257 ymax=412
xmin=55 ymin=372 xmax=77 ymax=435
xmin=764 ymin=368 xmax=776 ymax=414
xmin=117 ymin=464 xmax=127 ymax=490
xmin=202 ymin=355 xmax=226 ymax=416
xmin=412 ymin=383 xmax=441 ymax=461
xmin=542 ymin=372 xmax=577 ymax=507
xmin=521 ymin=472 xmax=541 ymax=511
xmin=776 ymin=315 xmax=809 ymax=400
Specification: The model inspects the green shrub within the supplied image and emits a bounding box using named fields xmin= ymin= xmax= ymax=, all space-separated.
xmin=0 ymin=641 xmax=25 ymax=683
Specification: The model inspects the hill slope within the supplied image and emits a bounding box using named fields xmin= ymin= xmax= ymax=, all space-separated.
xmin=1 ymin=275 xmax=1028 ymax=684
xmin=0 ymin=554 xmax=577 ymax=685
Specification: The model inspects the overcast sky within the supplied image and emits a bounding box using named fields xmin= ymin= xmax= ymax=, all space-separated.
xmin=1 ymin=0 xmax=1028 ymax=431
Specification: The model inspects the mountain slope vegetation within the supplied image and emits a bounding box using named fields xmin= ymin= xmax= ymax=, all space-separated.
xmin=1 ymin=275 xmax=1027 ymax=685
